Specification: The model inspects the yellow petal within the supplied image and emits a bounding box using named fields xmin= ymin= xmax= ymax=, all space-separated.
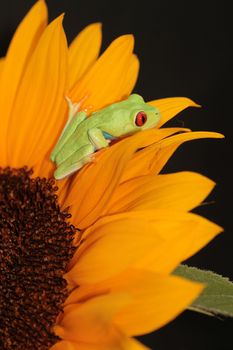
xmin=122 ymin=130 xmax=224 ymax=182
xmin=66 ymin=129 xmax=222 ymax=226
xmin=66 ymin=205 xmax=221 ymax=285
xmin=0 ymin=0 xmax=48 ymax=166
xmin=55 ymin=293 xmax=129 ymax=343
xmin=66 ymin=211 xmax=163 ymax=285
xmin=64 ymin=128 xmax=184 ymax=229
xmin=51 ymin=341 xmax=107 ymax=350
xmin=107 ymin=171 xmax=215 ymax=214
xmin=113 ymin=270 xmax=203 ymax=335
xmin=120 ymin=54 xmax=139 ymax=99
xmin=133 ymin=210 xmax=222 ymax=273
xmin=7 ymin=15 xmax=68 ymax=169
xmin=149 ymin=97 xmax=200 ymax=127
xmin=65 ymin=269 xmax=202 ymax=336
xmin=115 ymin=127 xmax=190 ymax=183
xmin=152 ymin=131 xmax=224 ymax=175
xmin=121 ymin=338 xmax=150 ymax=350
xmin=0 ymin=57 xmax=5 ymax=77
xmin=51 ymin=337 xmax=149 ymax=350
xmin=54 ymin=292 xmax=149 ymax=350
xmin=50 ymin=341 xmax=77 ymax=350
xmin=70 ymin=35 xmax=135 ymax=113
xmin=69 ymin=23 xmax=102 ymax=89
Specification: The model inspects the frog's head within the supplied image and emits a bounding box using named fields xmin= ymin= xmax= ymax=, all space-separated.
xmin=126 ymin=94 xmax=161 ymax=131
xmin=104 ymin=94 xmax=161 ymax=137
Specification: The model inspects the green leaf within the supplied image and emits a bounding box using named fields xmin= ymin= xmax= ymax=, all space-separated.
xmin=174 ymin=264 xmax=233 ymax=317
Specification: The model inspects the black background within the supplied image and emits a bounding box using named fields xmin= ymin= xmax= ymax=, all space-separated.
xmin=0 ymin=1 xmax=232 ymax=349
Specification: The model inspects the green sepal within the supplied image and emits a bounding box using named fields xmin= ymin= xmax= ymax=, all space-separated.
xmin=174 ymin=264 xmax=233 ymax=317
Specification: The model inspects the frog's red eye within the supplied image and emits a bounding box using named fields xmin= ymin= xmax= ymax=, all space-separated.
xmin=135 ymin=111 xmax=147 ymax=126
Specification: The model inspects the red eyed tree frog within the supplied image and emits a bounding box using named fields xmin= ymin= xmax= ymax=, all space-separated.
xmin=50 ymin=94 xmax=161 ymax=179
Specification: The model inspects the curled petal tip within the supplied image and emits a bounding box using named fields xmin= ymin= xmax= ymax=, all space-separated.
xmin=85 ymin=22 xmax=102 ymax=31
xmin=55 ymin=13 xmax=65 ymax=24
xmin=126 ymin=34 xmax=135 ymax=45
xmin=36 ymin=0 xmax=46 ymax=6
xmin=208 ymin=132 xmax=225 ymax=139
xmin=192 ymin=101 xmax=201 ymax=108
xmin=93 ymin=22 xmax=102 ymax=28
xmin=60 ymin=13 xmax=65 ymax=21
xmin=124 ymin=33 xmax=134 ymax=40
xmin=117 ymin=34 xmax=135 ymax=48
xmin=178 ymin=98 xmax=201 ymax=108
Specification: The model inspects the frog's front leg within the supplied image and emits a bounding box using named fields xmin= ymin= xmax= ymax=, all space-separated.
xmin=88 ymin=128 xmax=110 ymax=150
xmin=54 ymin=144 xmax=94 ymax=180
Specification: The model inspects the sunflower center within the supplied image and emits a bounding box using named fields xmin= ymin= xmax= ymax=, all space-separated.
xmin=0 ymin=167 xmax=77 ymax=350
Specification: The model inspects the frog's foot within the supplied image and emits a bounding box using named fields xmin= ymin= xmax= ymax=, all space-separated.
xmin=54 ymin=154 xmax=95 ymax=180
xmin=54 ymin=145 xmax=94 ymax=180
xmin=89 ymin=153 xmax=97 ymax=164
xmin=65 ymin=96 xmax=80 ymax=120
xmin=54 ymin=162 xmax=80 ymax=180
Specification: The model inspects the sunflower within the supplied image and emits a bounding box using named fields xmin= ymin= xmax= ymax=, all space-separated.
xmin=0 ymin=1 xmax=223 ymax=350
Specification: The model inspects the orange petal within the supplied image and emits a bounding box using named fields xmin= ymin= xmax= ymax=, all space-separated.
xmin=65 ymin=130 xmax=222 ymax=229
xmin=66 ymin=200 xmax=221 ymax=285
xmin=69 ymin=23 xmax=102 ymax=89
xmin=133 ymin=211 xmax=222 ymax=274
xmin=113 ymin=270 xmax=203 ymax=335
xmin=107 ymin=171 xmax=215 ymax=214
xmin=65 ymin=211 xmax=164 ymax=285
xmin=65 ymin=269 xmax=202 ymax=336
xmin=54 ymin=293 xmax=129 ymax=343
xmin=151 ymin=131 xmax=224 ymax=175
xmin=54 ymin=293 xmax=149 ymax=350
xmin=120 ymin=54 xmax=139 ymax=99
xmin=7 ymin=15 xmax=68 ymax=169
xmin=119 ymin=338 xmax=150 ymax=350
xmin=50 ymin=341 xmax=77 ymax=350
xmin=0 ymin=57 xmax=5 ymax=77
xmin=64 ymin=129 xmax=172 ymax=229
xmin=51 ymin=336 xmax=149 ymax=350
xmin=0 ymin=0 xmax=48 ymax=166
xmin=63 ymin=125 xmax=222 ymax=231
xmin=119 ymin=127 xmax=189 ymax=182
xmin=70 ymin=35 xmax=135 ymax=113
xmin=122 ymin=130 xmax=224 ymax=182
xmin=148 ymin=97 xmax=200 ymax=127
